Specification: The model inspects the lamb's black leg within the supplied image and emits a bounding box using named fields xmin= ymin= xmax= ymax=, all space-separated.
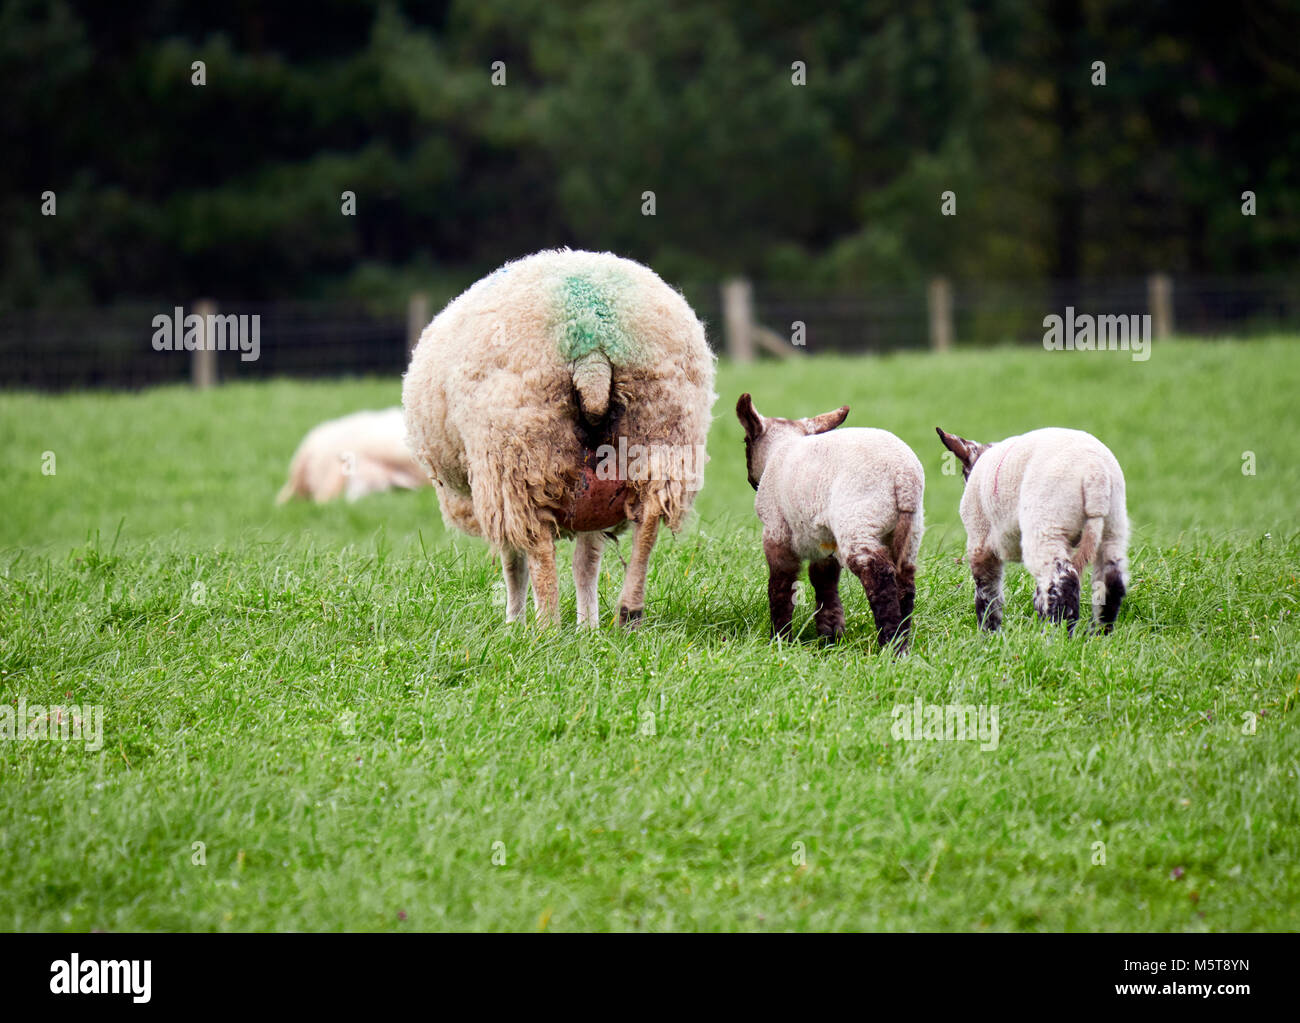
xmin=971 ymin=549 xmax=1004 ymax=632
xmin=808 ymin=557 xmax=844 ymax=642
xmin=1098 ymin=561 xmax=1126 ymax=633
xmin=765 ymin=538 xmax=800 ymax=640
xmin=1040 ymin=559 xmax=1081 ymax=634
xmin=848 ymin=548 xmax=906 ymax=654
xmin=896 ymin=560 xmax=916 ymax=644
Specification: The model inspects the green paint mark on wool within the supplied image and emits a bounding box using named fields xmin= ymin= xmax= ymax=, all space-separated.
xmin=557 ymin=273 xmax=640 ymax=365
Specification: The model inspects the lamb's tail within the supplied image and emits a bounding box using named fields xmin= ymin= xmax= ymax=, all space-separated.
xmin=1073 ymin=464 xmax=1111 ymax=571
xmin=571 ymin=349 xmax=613 ymax=424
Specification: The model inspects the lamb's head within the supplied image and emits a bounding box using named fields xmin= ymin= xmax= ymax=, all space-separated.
xmin=736 ymin=393 xmax=850 ymax=490
xmin=936 ymin=427 xmax=991 ymax=483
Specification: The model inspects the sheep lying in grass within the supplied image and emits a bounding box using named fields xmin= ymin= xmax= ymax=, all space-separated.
xmin=403 ymin=249 xmax=717 ymax=627
xmin=935 ymin=426 xmax=1129 ymax=633
xmin=736 ymin=394 xmax=925 ymax=653
xmin=277 ymin=408 xmax=427 ymax=504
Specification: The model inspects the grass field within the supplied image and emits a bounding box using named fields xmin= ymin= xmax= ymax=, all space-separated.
xmin=1 ymin=337 xmax=1298 ymax=931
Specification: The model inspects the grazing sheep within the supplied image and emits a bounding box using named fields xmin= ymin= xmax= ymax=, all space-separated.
xmin=935 ymin=426 xmax=1129 ymax=633
xmin=736 ymin=394 xmax=925 ymax=652
xmin=277 ymin=408 xmax=427 ymax=504
xmin=403 ymin=249 xmax=717 ymax=627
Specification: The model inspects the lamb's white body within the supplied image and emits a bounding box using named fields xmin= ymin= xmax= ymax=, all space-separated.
xmin=757 ymin=428 xmax=925 ymax=566
xmin=739 ymin=394 xmax=924 ymax=651
xmin=952 ymin=427 xmax=1128 ymax=630
xmin=277 ymin=408 xmax=426 ymax=504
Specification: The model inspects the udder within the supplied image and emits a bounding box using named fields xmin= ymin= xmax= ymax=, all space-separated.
xmin=555 ymin=451 xmax=630 ymax=532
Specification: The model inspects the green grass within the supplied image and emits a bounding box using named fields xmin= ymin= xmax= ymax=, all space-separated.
xmin=1 ymin=337 xmax=1298 ymax=931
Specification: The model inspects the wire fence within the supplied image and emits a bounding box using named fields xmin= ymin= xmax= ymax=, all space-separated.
xmin=2 ymin=275 xmax=1298 ymax=391
xmin=0 ymin=303 xmax=410 ymax=391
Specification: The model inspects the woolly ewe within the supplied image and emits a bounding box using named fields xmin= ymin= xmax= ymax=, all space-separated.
xmin=403 ymin=249 xmax=716 ymax=627
xmin=936 ymin=426 xmax=1129 ymax=632
xmin=737 ymin=394 xmax=925 ymax=652
xmin=277 ymin=408 xmax=427 ymax=503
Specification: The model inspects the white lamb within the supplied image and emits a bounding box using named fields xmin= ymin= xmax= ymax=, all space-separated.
xmin=736 ymin=394 xmax=925 ymax=653
xmin=277 ymin=408 xmax=427 ymax=504
xmin=935 ymin=426 xmax=1129 ymax=632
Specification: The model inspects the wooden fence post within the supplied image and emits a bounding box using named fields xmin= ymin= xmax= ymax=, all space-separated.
xmin=928 ymin=277 xmax=953 ymax=352
xmin=722 ymin=278 xmax=755 ymax=363
xmin=1148 ymin=273 xmax=1173 ymax=340
xmin=192 ymin=299 xmax=217 ymax=389
xmin=407 ymin=292 xmax=430 ymax=357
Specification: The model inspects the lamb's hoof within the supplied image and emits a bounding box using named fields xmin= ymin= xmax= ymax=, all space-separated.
xmin=618 ymin=606 xmax=644 ymax=629
xmin=814 ymin=610 xmax=845 ymax=644
xmin=880 ymin=634 xmax=910 ymax=656
xmin=1040 ymin=609 xmax=1079 ymax=634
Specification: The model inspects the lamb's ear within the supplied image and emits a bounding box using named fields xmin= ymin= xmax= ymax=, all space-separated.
xmin=936 ymin=427 xmax=980 ymax=472
xmin=736 ymin=393 xmax=764 ymax=438
xmin=806 ymin=406 xmax=850 ymax=434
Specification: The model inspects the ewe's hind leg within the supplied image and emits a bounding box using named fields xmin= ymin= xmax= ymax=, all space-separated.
xmin=1092 ymin=539 xmax=1128 ymax=633
xmin=502 ymin=549 xmax=529 ymax=623
xmin=573 ymin=532 xmax=604 ymax=628
xmin=970 ymin=547 xmax=1004 ymax=631
xmin=808 ymin=557 xmax=844 ymax=641
xmin=527 ymin=539 xmax=561 ymax=626
xmin=617 ymin=514 xmax=660 ymax=628
xmin=1024 ymin=534 xmax=1080 ymax=632
xmin=846 ymin=543 xmax=906 ymax=653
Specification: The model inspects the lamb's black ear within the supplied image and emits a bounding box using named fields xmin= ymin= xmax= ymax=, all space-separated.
xmin=936 ymin=427 xmax=980 ymax=472
xmin=807 ymin=406 xmax=850 ymax=434
xmin=736 ymin=393 xmax=764 ymax=438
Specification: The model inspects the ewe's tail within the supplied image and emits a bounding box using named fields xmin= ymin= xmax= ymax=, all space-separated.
xmin=1073 ymin=464 xmax=1111 ymax=571
xmin=571 ymin=350 xmax=613 ymax=424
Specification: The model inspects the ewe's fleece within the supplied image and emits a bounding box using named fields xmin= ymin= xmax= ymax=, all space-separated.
xmin=277 ymin=407 xmax=426 ymax=503
xmin=402 ymin=249 xmax=717 ymax=554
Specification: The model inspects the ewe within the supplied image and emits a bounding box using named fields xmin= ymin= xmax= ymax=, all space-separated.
xmin=403 ymin=250 xmax=716 ymax=627
xmin=277 ymin=408 xmax=427 ymax=503
xmin=737 ymin=394 xmax=924 ymax=653
xmin=936 ymin=426 xmax=1129 ymax=633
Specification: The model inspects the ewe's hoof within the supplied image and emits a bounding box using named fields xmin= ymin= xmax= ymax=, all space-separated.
xmin=618 ymin=606 xmax=644 ymax=628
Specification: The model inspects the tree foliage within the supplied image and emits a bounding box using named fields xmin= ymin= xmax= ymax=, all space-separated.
xmin=2 ymin=0 xmax=1297 ymax=308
